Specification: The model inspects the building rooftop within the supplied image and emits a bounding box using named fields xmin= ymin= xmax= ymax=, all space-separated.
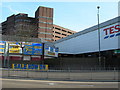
xmin=54 ymin=16 xmax=120 ymax=44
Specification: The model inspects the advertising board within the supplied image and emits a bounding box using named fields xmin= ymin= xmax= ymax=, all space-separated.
xmin=12 ymin=64 xmax=48 ymax=70
xmin=44 ymin=44 xmax=58 ymax=57
xmin=8 ymin=41 xmax=22 ymax=54
xmin=0 ymin=41 xmax=5 ymax=53
xmin=1 ymin=41 xmax=59 ymax=57
xmin=23 ymin=43 xmax=42 ymax=55
xmin=9 ymin=45 xmax=21 ymax=53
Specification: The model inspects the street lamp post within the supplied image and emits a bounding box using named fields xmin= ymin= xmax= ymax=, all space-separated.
xmin=97 ymin=6 xmax=101 ymax=68
xmin=41 ymin=43 xmax=45 ymax=65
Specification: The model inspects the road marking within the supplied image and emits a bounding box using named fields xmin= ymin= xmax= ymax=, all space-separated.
xmin=1 ymin=78 xmax=118 ymax=85
xmin=79 ymin=85 xmax=94 ymax=87
xmin=10 ymin=75 xmax=21 ymax=77
xmin=48 ymin=83 xmax=55 ymax=85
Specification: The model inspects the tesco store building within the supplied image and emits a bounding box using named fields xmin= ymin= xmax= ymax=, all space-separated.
xmin=54 ymin=16 xmax=120 ymax=67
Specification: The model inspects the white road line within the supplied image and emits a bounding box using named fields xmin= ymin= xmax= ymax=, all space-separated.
xmin=1 ymin=78 xmax=118 ymax=84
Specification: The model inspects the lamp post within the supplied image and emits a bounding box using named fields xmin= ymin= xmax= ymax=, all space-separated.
xmin=97 ymin=6 xmax=101 ymax=68
xmin=41 ymin=43 xmax=45 ymax=65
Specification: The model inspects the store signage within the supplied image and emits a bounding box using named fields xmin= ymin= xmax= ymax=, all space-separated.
xmin=12 ymin=64 xmax=48 ymax=70
xmin=103 ymin=24 xmax=120 ymax=39
xmin=114 ymin=50 xmax=120 ymax=54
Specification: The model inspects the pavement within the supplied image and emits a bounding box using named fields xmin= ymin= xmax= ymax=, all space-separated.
xmin=1 ymin=78 xmax=119 ymax=88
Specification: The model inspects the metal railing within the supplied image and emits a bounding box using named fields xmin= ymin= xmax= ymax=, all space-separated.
xmin=2 ymin=67 xmax=119 ymax=81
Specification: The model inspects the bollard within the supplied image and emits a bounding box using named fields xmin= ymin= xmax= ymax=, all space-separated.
xmin=114 ymin=67 xmax=116 ymax=80
xmin=26 ymin=69 xmax=29 ymax=78
xmin=90 ymin=68 xmax=92 ymax=80
xmin=68 ymin=67 xmax=71 ymax=80
xmin=46 ymin=69 xmax=48 ymax=79
xmin=8 ymin=68 xmax=10 ymax=77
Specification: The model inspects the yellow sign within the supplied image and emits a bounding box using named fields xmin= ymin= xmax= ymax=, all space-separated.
xmin=9 ymin=45 xmax=21 ymax=53
xmin=12 ymin=64 xmax=48 ymax=70
xmin=48 ymin=51 xmax=55 ymax=55
xmin=0 ymin=43 xmax=5 ymax=53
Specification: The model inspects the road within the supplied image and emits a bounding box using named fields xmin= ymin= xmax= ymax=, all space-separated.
xmin=1 ymin=78 xmax=119 ymax=88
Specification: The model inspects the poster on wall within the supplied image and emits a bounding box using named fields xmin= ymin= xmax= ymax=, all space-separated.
xmin=44 ymin=44 xmax=58 ymax=57
xmin=23 ymin=45 xmax=32 ymax=55
xmin=0 ymin=41 xmax=5 ymax=53
xmin=8 ymin=41 xmax=22 ymax=54
xmin=23 ymin=43 xmax=42 ymax=55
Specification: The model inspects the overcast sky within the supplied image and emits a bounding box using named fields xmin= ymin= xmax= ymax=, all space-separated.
xmin=1 ymin=1 xmax=119 ymax=32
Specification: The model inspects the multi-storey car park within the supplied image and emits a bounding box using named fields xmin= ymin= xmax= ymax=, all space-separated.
xmin=53 ymin=24 xmax=76 ymax=41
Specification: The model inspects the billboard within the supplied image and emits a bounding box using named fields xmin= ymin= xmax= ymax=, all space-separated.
xmin=0 ymin=41 xmax=5 ymax=53
xmin=8 ymin=42 xmax=22 ymax=54
xmin=12 ymin=64 xmax=48 ymax=70
xmin=23 ymin=43 xmax=42 ymax=55
xmin=1 ymin=41 xmax=59 ymax=57
xmin=44 ymin=44 xmax=58 ymax=57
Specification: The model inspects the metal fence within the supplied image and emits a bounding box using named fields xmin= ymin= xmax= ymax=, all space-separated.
xmin=2 ymin=67 xmax=119 ymax=81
